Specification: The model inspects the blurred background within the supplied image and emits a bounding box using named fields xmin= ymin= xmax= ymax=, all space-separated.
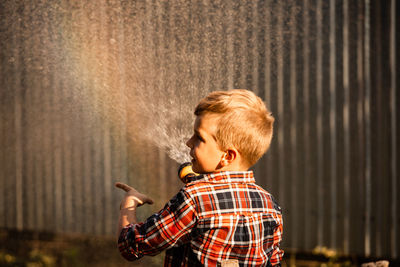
xmin=0 ymin=0 xmax=399 ymax=266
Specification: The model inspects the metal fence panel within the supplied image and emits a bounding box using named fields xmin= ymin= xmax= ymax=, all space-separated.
xmin=0 ymin=0 xmax=398 ymax=260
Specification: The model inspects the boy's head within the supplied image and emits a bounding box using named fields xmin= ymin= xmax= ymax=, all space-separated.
xmin=186 ymin=89 xmax=274 ymax=173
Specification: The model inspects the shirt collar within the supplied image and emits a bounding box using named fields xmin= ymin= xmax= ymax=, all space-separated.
xmin=190 ymin=170 xmax=255 ymax=184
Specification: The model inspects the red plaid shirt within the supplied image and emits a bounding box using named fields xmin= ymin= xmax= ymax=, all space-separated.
xmin=118 ymin=171 xmax=283 ymax=266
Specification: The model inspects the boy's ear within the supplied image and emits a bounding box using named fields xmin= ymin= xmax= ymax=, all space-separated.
xmin=221 ymin=148 xmax=237 ymax=166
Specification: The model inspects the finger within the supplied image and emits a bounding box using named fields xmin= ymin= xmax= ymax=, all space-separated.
xmin=144 ymin=197 xmax=154 ymax=205
xmin=115 ymin=182 xmax=134 ymax=192
xmin=134 ymin=195 xmax=154 ymax=205
xmin=131 ymin=196 xmax=144 ymax=205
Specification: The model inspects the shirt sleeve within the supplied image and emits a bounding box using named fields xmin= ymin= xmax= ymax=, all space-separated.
xmin=118 ymin=188 xmax=197 ymax=261
xmin=268 ymin=213 xmax=284 ymax=266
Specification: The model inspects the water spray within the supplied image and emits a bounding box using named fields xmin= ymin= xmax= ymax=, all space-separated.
xmin=178 ymin=162 xmax=199 ymax=184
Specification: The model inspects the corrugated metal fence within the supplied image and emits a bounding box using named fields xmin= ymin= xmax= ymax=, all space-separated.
xmin=0 ymin=0 xmax=398 ymax=260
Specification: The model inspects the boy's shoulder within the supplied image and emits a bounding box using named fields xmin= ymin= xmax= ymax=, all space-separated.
xmin=181 ymin=175 xmax=282 ymax=214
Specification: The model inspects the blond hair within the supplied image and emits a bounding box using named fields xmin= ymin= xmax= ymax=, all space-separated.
xmin=194 ymin=89 xmax=274 ymax=167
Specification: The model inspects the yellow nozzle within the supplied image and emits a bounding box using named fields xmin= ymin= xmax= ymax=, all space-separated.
xmin=178 ymin=162 xmax=198 ymax=183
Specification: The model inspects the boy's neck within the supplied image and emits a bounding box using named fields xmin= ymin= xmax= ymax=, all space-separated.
xmin=214 ymin=162 xmax=249 ymax=172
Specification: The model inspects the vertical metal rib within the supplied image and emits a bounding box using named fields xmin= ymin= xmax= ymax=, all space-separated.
xmin=154 ymin=0 xmax=167 ymax=202
xmin=390 ymin=0 xmax=397 ymax=258
xmin=116 ymin=0 xmax=128 ymax=191
xmin=52 ymin=3 xmax=63 ymax=232
xmin=90 ymin=0 xmax=103 ymax=235
xmin=215 ymin=0 xmax=226 ymax=91
xmin=374 ymin=1 xmax=382 ymax=257
xmin=14 ymin=94 xmax=23 ymax=230
xmin=237 ymin=2 xmax=245 ymax=88
xmin=3 ymin=1 xmax=13 ymax=230
xmin=23 ymin=1 xmax=34 ymax=230
xmin=71 ymin=0 xmax=85 ymax=234
xmin=289 ymin=1 xmax=298 ymax=249
xmin=263 ymin=0 xmax=273 ymax=189
xmin=302 ymin=0 xmax=311 ymax=250
xmin=203 ymin=0 xmax=212 ymax=91
xmin=329 ymin=0 xmax=337 ymax=249
xmin=263 ymin=0 xmax=271 ymax=108
xmin=276 ymin=0 xmax=285 ymax=214
xmin=61 ymin=0 xmax=69 ymax=233
xmin=356 ymin=0 xmax=365 ymax=254
xmin=0 ymin=3 xmax=5 ymax=229
xmin=226 ymin=1 xmax=234 ymax=89
xmin=32 ymin=6 xmax=44 ymax=229
xmin=342 ymin=0 xmax=351 ymax=254
xmin=364 ymin=0 xmax=372 ymax=257
xmin=252 ymin=0 xmax=259 ymax=94
xmin=13 ymin=8 xmax=23 ymax=229
xmin=101 ymin=0 xmax=113 ymax=235
xmin=316 ymin=0 xmax=324 ymax=248
xmin=61 ymin=1 xmax=73 ymax=231
xmin=81 ymin=1 xmax=93 ymax=234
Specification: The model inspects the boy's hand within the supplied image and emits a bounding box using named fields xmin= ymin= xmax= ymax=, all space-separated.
xmin=115 ymin=182 xmax=154 ymax=209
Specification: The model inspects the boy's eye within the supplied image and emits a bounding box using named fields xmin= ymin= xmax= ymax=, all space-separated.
xmin=195 ymin=133 xmax=204 ymax=142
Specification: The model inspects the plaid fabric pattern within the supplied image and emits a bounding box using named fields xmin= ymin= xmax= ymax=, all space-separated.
xmin=118 ymin=171 xmax=283 ymax=266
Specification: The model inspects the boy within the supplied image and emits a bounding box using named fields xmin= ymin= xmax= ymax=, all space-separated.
xmin=116 ymin=89 xmax=283 ymax=266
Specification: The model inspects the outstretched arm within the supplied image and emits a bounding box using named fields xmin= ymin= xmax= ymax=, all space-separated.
xmin=115 ymin=182 xmax=154 ymax=237
xmin=116 ymin=187 xmax=197 ymax=261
